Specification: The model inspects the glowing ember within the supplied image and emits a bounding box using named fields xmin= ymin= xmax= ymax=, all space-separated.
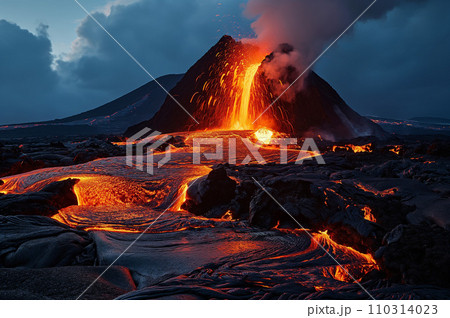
xmin=173 ymin=182 xmax=190 ymax=212
xmin=273 ymin=220 xmax=280 ymax=229
xmin=355 ymin=182 xmax=397 ymax=197
xmin=221 ymin=210 xmax=233 ymax=220
xmin=254 ymin=128 xmax=274 ymax=144
xmin=362 ymin=206 xmax=376 ymax=223
xmin=332 ymin=144 xmax=372 ymax=153
xmin=389 ymin=145 xmax=402 ymax=155
xmin=316 ymin=230 xmax=378 ymax=268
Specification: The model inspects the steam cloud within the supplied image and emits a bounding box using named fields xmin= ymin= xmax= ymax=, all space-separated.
xmin=244 ymin=0 xmax=425 ymax=89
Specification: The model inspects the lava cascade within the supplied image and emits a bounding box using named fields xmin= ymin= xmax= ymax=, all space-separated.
xmin=188 ymin=38 xmax=277 ymax=131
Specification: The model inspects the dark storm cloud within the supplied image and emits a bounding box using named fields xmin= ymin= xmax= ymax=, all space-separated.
xmin=347 ymin=0 xmax=427 ymax=20
xmin=0 ymin=20 xmax=59 ymax=123
xmin=57 ymin=0 xmax=252 ymax=95
xmin=0 ymin=19 xmax=117 ymax=124
xmin=316 ymin=0 xmax=450 ymax=119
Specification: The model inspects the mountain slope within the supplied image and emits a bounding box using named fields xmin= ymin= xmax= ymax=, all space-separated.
xmin=0 ymin=74 xmax=183 ymax=138
xmin=52 ymin=74 xmax=183 ymax=125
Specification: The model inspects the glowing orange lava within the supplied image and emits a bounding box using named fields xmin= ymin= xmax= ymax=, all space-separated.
xmin=189 ymin=42 xmax=285 ymax=132
xmin=314 ymin=230 xmax=379 ymax=282
xmin=362 ymin=206 xmax=376 ymax=223
xmin=389 ymin=145 xmax=402 ymax=155
xmin=172 ymin=171 xmax=211 ymax=211
xmin=173 ymin=180 xmax=192 ymax=212
xmin=254 ymin=128 xmax=274 ymax=144
xmin=355 ymin=182 xmax=397 ymax=197
xmin=64 ymin=175 xmax=150 ymax=207
xmin=221 ymin=210 xmax=233 ymax=221
xmin=332 ymin=144 xmax=372 ymax=153
xmin=227 ymin=63 xmax=261 ymax=130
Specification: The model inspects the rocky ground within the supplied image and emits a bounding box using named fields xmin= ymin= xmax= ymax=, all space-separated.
xmin=0 ymin=133 xmax=449 ymax=299
xmin=180 ymin=135 xmax=450 ymax=290
xmin=0 ymin=136 xmax=126 ymax=178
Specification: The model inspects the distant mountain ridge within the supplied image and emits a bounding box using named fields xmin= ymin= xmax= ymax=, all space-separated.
xmin=410 ymin=117 xmax=450 ymax=125
xmin=50 ymin=74 xmax=183 ymax=124
xmin=368 ymin=116 xmax=450 ymax=136
xmin=0 ymin=74 xmax=183 ymax=138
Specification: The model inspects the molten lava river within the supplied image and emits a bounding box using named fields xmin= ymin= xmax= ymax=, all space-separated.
xmin=0 ymin=128 xmax=388 ymax=299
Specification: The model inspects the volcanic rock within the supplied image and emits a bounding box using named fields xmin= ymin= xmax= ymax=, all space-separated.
xmin=249 ymin=187 xmax=282 ymax=228
xmin=256 ymin=44 xmax=387 ymax=140
xmin=379 ymin=224 xmax=450 ymax=288
xmin=2 ymin=156 xmax=46 ymax=178
xmin=0 ymin=137 xmax=126 ymax=178
xmin=0 ymin=266 xmax=135 ymax=300
xmin=427 ymin=141 xmax=450 ymax=156
xmin=0 ymin=178 xmax=79 ymax=217
xmin=0 ymin=215 xmax=95 ymax=268
xmin=229 ymin=179 xmax=257 ymax=219
xmin=249 ymin=177 xmax=317 ymax=229
xmin=182 ymin=166 xmax=236 ymax=216
xmin=209 ymin=161 xmax=429 ymax=254
xmin=72 ymin=138 xmax=124 ymax=164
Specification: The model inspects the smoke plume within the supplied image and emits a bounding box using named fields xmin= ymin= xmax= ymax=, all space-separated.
xmin=243 ymin=0 xmax=425 ymax=91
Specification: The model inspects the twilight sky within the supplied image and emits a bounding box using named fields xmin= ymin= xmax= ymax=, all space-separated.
xmin=0 ymin=0 xmax=448 ymax=124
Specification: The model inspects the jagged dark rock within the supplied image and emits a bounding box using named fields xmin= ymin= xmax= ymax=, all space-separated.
xmin=249 ymin=178 xmax=317 ymax=229
xmin=0 ymin=266 xmax=135 ymax=300
xmin=72 ymin=138 xmax=124 ymax=164
xmin=0 ymin=215 xmax=95 ymax=268
xmin=379 ymin=224 xmax=450 ymax=288
xmin=0 ymin=178 xmax=79 ymax=217
xmin=0 ymin=137 xmax=127 ymax=178
xmin=182 ymin=167 xmax=236 ymax=216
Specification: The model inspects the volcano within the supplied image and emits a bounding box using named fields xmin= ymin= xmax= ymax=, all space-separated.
xmin=125 ymin=35 xmax=386 ymax=140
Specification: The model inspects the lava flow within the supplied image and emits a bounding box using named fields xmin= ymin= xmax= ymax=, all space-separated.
xmin=362 ymin=206 xmax=377 ymax=223
xmin=332 ymin=143 xmax=373 ymax=153
xmin=314 ymin=230 xmax=379 ymax=282
xmin=226 ymin=63 xmax=261 ymax=130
